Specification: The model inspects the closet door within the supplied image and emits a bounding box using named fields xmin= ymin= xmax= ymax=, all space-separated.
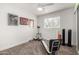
xmin=77 ymin=5 xmax=79 ymax=51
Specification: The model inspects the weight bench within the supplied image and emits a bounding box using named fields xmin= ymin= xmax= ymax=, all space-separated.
xmin=41 ymin=39 xmax=61 ymax=55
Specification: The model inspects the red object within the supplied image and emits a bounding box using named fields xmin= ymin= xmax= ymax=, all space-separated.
xmin=57 ymin=32 xmax=61 ymax=39
xmin=20 ymin=17 xmax=28 ymax=25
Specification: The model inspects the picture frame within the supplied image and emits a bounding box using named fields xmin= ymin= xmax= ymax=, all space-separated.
xmin=8 ymin=13 xmax=18 ymax=26
xmin=28 ymin=19 xmax=34 ymax=27
xmin=20 ymin=17 xmax=28 ymax=25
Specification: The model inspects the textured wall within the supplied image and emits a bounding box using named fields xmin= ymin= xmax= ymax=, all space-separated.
xmin=0 ymin=4 xmax=37 ymax=51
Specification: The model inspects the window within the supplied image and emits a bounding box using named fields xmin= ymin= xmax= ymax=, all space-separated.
xmin=44 ymin=16 xmax=60 ymax=28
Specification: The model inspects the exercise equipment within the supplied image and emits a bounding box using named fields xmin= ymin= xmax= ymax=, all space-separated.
xmin=49 ymin=39 xmax=60 ymax=55
xmin=34 ymin=26 xmax=42 ymax=40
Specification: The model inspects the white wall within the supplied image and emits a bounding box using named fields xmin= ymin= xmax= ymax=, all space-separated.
xmin=0 ymin=4 xmax=37 ymax=51
xmin=37 ymin=8 xmax=76 ymax=45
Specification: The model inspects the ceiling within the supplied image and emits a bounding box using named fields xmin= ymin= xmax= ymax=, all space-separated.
xmin=27 ymin=3 xmax=75 ymax=16
xmin=0 ymin=3 xmax=75 ymax=16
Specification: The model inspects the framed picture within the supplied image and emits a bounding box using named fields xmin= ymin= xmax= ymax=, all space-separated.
xmin=28 ymin=19 xmax=34 ymax=27
xmin=20 ymin=17 xmax=28 ymax=25
xmin=8 ymin=13 xmax=18 ymax=26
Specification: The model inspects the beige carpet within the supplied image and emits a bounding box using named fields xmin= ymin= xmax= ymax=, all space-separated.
xmin=0 ymin=40 xmax=47 ymax=55
xmin=57 ymin=45 xmax=77 ymax=55
xmin=0 ymin=40 xmax=77 ymax=55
